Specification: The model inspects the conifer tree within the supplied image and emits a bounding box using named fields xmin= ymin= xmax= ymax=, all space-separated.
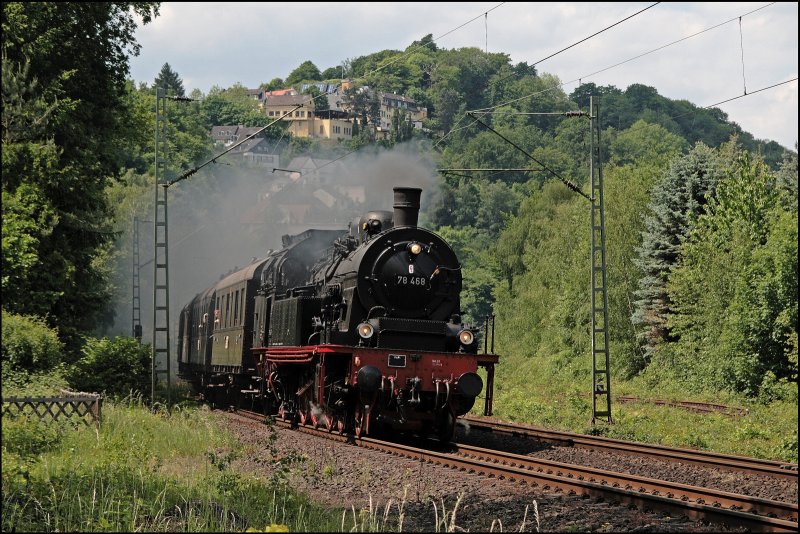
xmin=630 ymin=143 xmax=726 ymax=369
xmin=154 ymin=62 xmax=185 ymax=96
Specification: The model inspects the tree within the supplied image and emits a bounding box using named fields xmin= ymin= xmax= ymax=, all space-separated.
xmin=321 ymin=66 xmax=344 ymax=80
xmin=667 ymin=153 xmax=798 ymax=395
xmin=67 ymin=336 xmax=151 ymax=397
xmin=1 ymin=2 xmax=160 ymax=354
xmin=153 ymin=61 xmax=185 ymax=96
xmin=302 ymin=85 xmax=328 ymax=115
xmin=608 ymin=119 xmax=687 ymax=168
xmin=259 ymin=77 xmax=284 ymax=91
xmin=389 ymin=109 xmax=413 ymax=144
xmin=285 ymin=60 xmax=321 ymax=86
xmin=630 ymin=142 xmax=727 ymax=368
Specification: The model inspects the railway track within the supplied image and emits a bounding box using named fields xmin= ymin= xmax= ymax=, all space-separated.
xmin=232 ymin=408 xmax=798 ymax=532
xmin=615 ymin=396 xmax=750 ymax=416
xmin=462 ymin=415 xmax=798 ymax=480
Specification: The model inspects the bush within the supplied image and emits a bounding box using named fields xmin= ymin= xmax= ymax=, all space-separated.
xmin=67 ymin=336 xmax=151 ymax=397
xmin=1 ymin=310 xmax=63 ymax=373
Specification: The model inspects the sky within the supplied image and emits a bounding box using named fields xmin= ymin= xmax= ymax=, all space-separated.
xmin=129 ymin=2 xmax=798 ymax=150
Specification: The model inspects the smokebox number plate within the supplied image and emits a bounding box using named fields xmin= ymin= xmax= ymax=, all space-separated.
xmin=388 ymin=354 xmax=407 ymax=368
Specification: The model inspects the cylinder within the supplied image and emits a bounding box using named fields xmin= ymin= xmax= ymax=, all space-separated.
xmin=393 ymin=187 xmax=422 ymax=227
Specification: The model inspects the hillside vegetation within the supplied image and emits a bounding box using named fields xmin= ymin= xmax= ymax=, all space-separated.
xmin=2 ymin=4 xmax=797 ymax=464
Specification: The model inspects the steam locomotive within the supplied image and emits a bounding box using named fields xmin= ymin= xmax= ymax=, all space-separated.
xmin=178 ymin=187 xmax=498 ymax=441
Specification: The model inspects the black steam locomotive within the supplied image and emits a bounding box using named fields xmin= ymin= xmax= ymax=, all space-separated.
xmin=178 ymin=187 xmax=498 ymax=441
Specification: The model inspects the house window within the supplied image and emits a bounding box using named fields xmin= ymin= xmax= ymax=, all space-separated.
xmin=320 ymin=125 xmax=324 ymax=134
xmin=268 ymin=111 xmax=274 ymax=116
xmin=300 ymin=111 xmax=305 ymax=117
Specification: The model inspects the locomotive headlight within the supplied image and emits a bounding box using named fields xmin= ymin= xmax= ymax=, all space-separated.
xmin=357 ymin=322 xmax=375 ymax=339
xmin=409 ymin=242 xmax=422 ymax=255
xmin=458 ymin=329 xmax=475 ymax=345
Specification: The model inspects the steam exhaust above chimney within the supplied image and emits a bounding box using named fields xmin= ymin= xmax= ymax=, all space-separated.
xmin=393 ymin=187 xmax=422 ymax=227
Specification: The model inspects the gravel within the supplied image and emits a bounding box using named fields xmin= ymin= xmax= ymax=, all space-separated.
xmin=220 ymin=412 xmax=778 ymax=532
xmin=454 ymin=423 xmax=798 ymax=505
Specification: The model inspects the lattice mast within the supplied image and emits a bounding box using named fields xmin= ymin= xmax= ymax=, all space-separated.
xmin=152 ymin=87 xmax=172 ymax=408
xmin=589 ymin=96 xmax=612 ymax=424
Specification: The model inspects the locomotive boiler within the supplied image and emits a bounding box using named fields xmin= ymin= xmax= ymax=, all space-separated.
xmin=178 ymin=187 xmax=498 ymax=441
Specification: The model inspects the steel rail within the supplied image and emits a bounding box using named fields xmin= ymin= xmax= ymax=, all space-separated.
xmin=231 ymin=409 xmax=797 ymax=532
xmin=452 ymin=441 xmax=798 ymax=522
xmin=462 ymin=415 xmax=799 ymax=480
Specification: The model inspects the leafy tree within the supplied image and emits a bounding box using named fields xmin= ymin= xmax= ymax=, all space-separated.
xmin=435 ymin=226 xmax=497 ymax=323
xmin=667 ymin=153 xmax=798 ymax=395
xmin=302 ymin=85 xmax=328 ymax=115
xmin=630 ymin=142 xmax=727 ymax=369
xmin=2 ymin=2 xmax=160 ymax=354
xmin=285 ymin=60 xmax=321 ymax=86
xmin=67 ymin=336 xmax=151 ymax=396
xmin=1 ymin=310 xmax=63 ymax=374
xmin=608 ymin=119 xmax=687 ymax=168
xmin=259 ymin=77 xmax=284 ymax=91
xmin=389 ymin=109 xmax=413 ymax=144
xmin=603 ymin=161 xmax=673 ymax=377
xmin=321 ymin=66 xmax=344 ymax=80
xmin=776 ymin=144 xmax=798 ymax=209
xmin=492 ymin=181 xmax=589 ymax=361
xmin=153 ymin=61 xmax=185 ymax=96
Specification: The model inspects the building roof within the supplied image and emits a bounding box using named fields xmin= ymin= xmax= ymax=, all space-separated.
xmin=263 ymin=88 xmax=298 ymax=97
xmin=230 ymin=136 xmax=271 ymax=153
xmin=300 ymin=82 xmax=339 ymax=94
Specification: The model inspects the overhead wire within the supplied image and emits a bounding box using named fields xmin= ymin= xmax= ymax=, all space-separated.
xmin=739 ymin=16 xmax=748 ymax=95
xmin=269 ymin=2 xmax=509 ymax=178
xmin=435 ymin=2 xmax=662 ymax=153
xmin=467 ymin=2 xmax=777 ymax=116
xmin=435 ymin=2 xmax=792 ymax=188
xmin=430 ymin=2 xmax=787 ymax=164
xmin=532 ymin=2 xmax=660 ymax=69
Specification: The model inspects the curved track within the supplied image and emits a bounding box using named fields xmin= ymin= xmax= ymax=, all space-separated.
xmin=462 ymin=415 xmax=798 ymax=480
xmin=232 ymin=408 xmax=798 ymax=532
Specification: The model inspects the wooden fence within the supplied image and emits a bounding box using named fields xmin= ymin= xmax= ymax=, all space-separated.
xmin=1 ymin=390 xmax=102 ymax=426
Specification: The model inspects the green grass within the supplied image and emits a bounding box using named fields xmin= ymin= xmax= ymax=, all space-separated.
xmin=1 ymin=393 xmax=341 ymax=532
xmin=477 ymin=351 xmax=798 ymax=463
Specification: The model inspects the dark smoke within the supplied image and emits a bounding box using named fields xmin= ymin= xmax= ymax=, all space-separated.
xmin=108 ymin=140 xmax=441 ymax=355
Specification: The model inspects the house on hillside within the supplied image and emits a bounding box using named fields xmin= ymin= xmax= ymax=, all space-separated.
xmin=210 ymin=125 xmax=280 ymax=167
xmin=300 ymin=82 xmax=338 ymax=94
xmin=376 ymin=92 xmax=427 ymax=140
xmin=211 ymin=125 xmax=264 ymax=146
xmin=263 ymin=88 xmax=298 ymax=97
xmin=263 ymin=93 xmax=354 ymax=141
xmin=239 ymin=156 xmax=365 ymax=235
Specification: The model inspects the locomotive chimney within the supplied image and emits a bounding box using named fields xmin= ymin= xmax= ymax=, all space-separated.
xmin=393 ymin=187 xmax=422 ymax=227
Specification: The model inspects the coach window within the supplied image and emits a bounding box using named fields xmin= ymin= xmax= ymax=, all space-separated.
xmin=234 ymin=290 xmax=240 ymax=326
xmin=225 ymin=294 xmax=230 ymax=328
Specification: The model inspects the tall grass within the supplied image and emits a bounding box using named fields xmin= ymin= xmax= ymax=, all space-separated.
xmin=481 ymin=350 xmax=798 ymax=463
xmin=1 ymin=392 xmax=339 ymax=532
